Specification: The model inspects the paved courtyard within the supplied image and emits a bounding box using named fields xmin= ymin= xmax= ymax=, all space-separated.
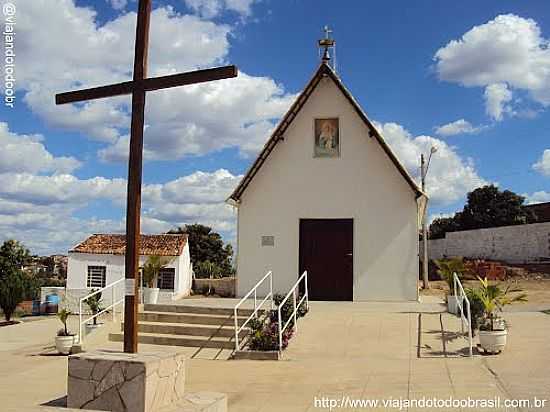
xmin=1 ymin=300 xmax=549 ymax=411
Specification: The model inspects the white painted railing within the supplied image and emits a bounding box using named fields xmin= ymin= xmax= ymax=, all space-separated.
xmin=453 ymin=272 xmax=473 ymax=357
xmin=78 ymin=278 xmax=125 ymax=344
xmin=234 ymin=270 xmax=273 ymax=351
xmin=278 ymin=270 xmax=308 ymax=352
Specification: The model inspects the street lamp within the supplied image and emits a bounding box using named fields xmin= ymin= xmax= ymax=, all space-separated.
xmin=421 ymin=146 xmax=437 ymax=289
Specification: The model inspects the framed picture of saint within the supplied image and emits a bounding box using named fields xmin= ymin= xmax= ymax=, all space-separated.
xmin=314 ymin=118 xmax=340 ymax=158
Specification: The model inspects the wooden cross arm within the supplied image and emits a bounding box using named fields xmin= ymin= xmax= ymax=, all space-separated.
xmin=55 ymin=65 xmax=238 ymax=105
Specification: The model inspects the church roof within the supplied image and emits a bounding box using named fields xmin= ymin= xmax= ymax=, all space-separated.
xmin=227 ymin=62 xmax=424 ymax=203
xmin=70 ymin=234 xmax=188 ymax=256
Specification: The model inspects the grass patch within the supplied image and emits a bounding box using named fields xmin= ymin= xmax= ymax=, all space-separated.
xmin=541 ymin=310 xmax=550 ymax=315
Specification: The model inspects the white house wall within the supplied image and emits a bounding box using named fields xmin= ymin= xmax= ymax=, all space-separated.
xmin=236 ymin=77 xmax=419 ymax=301
xmin=66 ymin=245 xmax=192 ymax=309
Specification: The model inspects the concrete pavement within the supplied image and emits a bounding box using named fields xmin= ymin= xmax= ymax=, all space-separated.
xmin=0 ymin=301 xmax=549 ymax=411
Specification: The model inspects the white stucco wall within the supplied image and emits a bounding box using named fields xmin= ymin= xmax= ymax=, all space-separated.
xmin=236 ymin=76 xmax=419 ymax=301
xmin=425 ymin=222 xmax=550 ymax=263
xmin=66 ymin=243 xmax=192 ymax=307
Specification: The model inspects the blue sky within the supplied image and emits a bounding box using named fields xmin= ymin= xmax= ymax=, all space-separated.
xmin=1 ymin=0 xmax=549 ymax=255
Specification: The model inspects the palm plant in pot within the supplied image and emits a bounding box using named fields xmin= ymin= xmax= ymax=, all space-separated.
xmin=142 ymin=255 xmax=172 ymax=304
xmin=434 ymin=257 xmax=469 ymax=315
xmin=469 ymin=277 xmax=527 ymax=354
xmin=56 ymin=308 xmax=76 ymax=355
xmin=84 ymin=290 xmax=103 ymax=330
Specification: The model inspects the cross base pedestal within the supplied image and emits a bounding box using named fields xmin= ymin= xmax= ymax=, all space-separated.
xmin=67 ymin=349 xmax=186 ymax=412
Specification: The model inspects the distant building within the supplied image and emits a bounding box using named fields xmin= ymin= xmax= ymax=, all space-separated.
xmin=525 ymin=201 xmax=550 ymax=223
xmin=66 ymin=234 xmax=192 ymax=304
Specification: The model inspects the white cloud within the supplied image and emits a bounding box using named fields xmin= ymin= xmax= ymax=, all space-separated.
xmin=15 ymin=0 xmax=294 ymax=161
xmin=533 ymin=149 xmax=550 ymax=177
xmin=99 ymin=74 xmax=296 ymax=161
xmin=184 ymin=0 xmax=257 ymax=18
xmin=524 ymin=191 xmax=550 ymax=204
xmin=434 ymin=118 xmax=488 ymax=137
xmin=108 ymin=0 xmax=128 ymax=10
xmin=428 ymin=212 xmax=455 ymax=225
xmin=374 ymin=122 xmax=487 ymax=206
xmin=484 ymin=83 xmax=513 ymax=121
xmin=0 ymin=123 xmax=240 ymax=254
xmin=434 ymin=14 xmax=550 ymax=120
xmin=0 ymin=122 xmax=81 ymax=174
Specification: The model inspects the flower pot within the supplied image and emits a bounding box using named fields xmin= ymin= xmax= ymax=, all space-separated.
xmin=479 ymin=329 xmax=507 ymax=354
xmin=55 ymin=335 xmax=75 ymax=355
xmin=143 ymin=287 xmax=160 ymax=304
xmin=447 ymin=295 xmax=459 ymax=315
xmin=85 ymin=323 xmax=102 ymax=332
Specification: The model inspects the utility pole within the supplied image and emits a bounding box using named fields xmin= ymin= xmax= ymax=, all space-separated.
xmin=421 ymin=147 xmax=437 ymax=289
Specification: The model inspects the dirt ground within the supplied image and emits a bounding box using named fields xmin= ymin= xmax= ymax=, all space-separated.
xmin=421 ymin=279 xmax=550 ymax=305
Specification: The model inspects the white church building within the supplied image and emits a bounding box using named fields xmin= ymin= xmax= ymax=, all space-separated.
xmin=228 ymin=57 xmax=426 ymax=301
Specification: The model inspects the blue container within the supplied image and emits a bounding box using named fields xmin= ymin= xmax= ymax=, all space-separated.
xmin=32 ymin=300 xmax=41 ymax=315
xmin=45 ymin=294 xmax=60 ymax=304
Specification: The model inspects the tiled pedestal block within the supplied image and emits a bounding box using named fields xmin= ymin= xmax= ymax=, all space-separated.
xmin=67 ymin=350 xmax=186 ymax=412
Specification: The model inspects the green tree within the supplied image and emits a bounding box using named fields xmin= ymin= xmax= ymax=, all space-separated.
xmin=168 ymin=224 xmax=234 ymax=275
xmin=429 ymin=185 xmax=537 ymax=239
xmin=0 ymin=269 xmax=26 ymax=321
xmin=429 ymin=216 xmax=461 ymax=239
xmin=0 ymin=240 xmax=31 ymax=273
xmin=0 ymin=240 xmax=32 ymax=321
xmin=458 ymin=185 xmax=536 ymax=230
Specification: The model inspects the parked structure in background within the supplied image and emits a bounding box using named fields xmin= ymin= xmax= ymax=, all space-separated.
xmin=66 ymin=234 xmax=192 ymax=309
xmin=524 ymin=201 xmax=550 ymax=223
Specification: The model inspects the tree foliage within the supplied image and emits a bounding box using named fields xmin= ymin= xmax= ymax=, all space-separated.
xmin=0 ymin=240 xmax=32 ymax=321
xmin=0 ymin=240 xmax=30 ymax=272
xmin=429 ymin=185 xmax=537 ymax=239
xmin=142 ymin=255 xmax=172 ymax=288
xmin=0 ymin=269 xmax=26 ymax=321
xmin=168 ymin=224 xmax=234 ymax=275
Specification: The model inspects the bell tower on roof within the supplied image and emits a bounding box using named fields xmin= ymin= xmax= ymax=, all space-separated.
xmin=318 ymin=25 xmax=336 ymax=72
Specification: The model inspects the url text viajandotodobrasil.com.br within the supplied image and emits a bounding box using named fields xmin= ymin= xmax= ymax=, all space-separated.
xmin=313 ymin=395 xmax=548 ymax=410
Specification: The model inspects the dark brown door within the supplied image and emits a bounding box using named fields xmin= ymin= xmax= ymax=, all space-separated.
xmin=299 ymin=219 xmax=353 ymax=301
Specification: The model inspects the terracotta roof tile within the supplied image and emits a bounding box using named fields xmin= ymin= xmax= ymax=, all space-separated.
xmin=70 ymin=234 xmax=187 ymax=256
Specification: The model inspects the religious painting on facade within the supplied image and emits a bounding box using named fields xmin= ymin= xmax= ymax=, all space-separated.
xmin=314 ymin=118 xmax=340 ymax=157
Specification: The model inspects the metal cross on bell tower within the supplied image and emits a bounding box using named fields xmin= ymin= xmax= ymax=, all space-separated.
xmin=318 ymin=25 xmax=336 ymax=71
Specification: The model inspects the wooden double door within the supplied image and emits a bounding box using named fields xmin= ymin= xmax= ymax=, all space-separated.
xmin=299 ymin=219 xmax=353 ymax=301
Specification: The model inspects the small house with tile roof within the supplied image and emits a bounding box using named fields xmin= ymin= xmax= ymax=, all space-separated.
xmin=227 ymin=44 xmax=426 ymax=301
xmin=66 ymin=234 xmax=192 ymax=303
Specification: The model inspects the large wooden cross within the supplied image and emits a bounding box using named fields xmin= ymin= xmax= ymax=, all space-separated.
xmin=56 ymin=0 xmax=238 ymax=353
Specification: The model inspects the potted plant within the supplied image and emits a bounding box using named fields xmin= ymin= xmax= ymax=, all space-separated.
xmin=469 ymin=277 xmax=527 ymax=354
xmin=142 ymin=256 xmax=172 ymax=304
xmin=434 ymin=257 xmax=469 ymax=314
xmin=55 ymin=308 xmax=76 ymax=355
xmin=84 ymin=290 xmax=103 ymax=331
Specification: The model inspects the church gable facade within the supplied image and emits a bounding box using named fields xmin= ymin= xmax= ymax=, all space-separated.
xmin=228 ymin=63 xmax=423 ymax=301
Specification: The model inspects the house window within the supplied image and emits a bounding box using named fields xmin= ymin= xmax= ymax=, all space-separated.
xmin=87 ymin=266 xmax=106 ymax=288
xmin=157 ymin=268 xmax=175 ymax=290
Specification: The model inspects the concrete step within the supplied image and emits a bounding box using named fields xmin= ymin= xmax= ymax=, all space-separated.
xmin=108 ymin=332 xmax=235 ymax=349
xmin=123 ymin=321 xmax=248 ymax=338
xmin=139 ymin=311 xmax=247 ymax=326
xmin=144 ymin=303 xmax=264 ymax=317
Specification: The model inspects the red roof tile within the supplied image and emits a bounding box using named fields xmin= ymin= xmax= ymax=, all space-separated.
xmin=70 ymin=234 xmax=187 ymax=256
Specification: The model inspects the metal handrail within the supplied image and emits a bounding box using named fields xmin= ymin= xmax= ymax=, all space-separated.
xmin=234 ymin=270 xmax=274 ymax=351
xmin=453 ymin=272 xmax=473 ymax=357
xmin=78 ymin=277 xmax=125 ymax=344
xmin=278 ymin=270 xmax=308 ymax=352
